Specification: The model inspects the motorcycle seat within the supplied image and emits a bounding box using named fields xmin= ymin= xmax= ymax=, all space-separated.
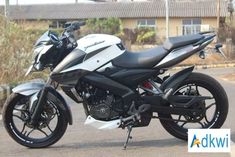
xmin=112 ymin=46 xmax=167 ymax=68
xmin=163 ymin=34 xmax=204 ymax=51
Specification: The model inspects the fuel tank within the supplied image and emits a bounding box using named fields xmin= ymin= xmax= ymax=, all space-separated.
xmin=52 ymin=34 xmax=126 ymax=79
xmin=76 ymin=34 xmax=123 ymax=54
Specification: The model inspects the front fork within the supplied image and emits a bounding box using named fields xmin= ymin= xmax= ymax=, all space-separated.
xmin=29 ymin=79 xmax=53 ymax=126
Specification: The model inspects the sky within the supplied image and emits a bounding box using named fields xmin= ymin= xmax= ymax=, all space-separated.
xmin=0 ymin=0 xmax=94 ymax=5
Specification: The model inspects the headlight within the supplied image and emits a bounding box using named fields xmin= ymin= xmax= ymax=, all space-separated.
xmin=32 ymin=45 xmax=44 ymax=61
xmin=33 ymin=45 xmax=53 ymax=64
xmin=34 ymin=62 xmax=43 ymax=71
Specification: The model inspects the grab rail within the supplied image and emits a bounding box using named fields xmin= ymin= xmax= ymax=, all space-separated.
xmin=193 ymin=34 xmax=216 ymax=46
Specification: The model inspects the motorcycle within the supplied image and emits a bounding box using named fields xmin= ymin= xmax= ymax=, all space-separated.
xmin=2 ymin=21 xmax=228 ymax=149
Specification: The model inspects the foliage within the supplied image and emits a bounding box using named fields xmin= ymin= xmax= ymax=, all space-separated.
xmin=136 ymin=27 xmax=156 ymax=44
xmin=0 ymin=16 xmax=31 ymax=84
xmin=217 ymin=17 xmax=235 ymax=45
xmin=0 ymin=16 xmax=61 ymax=84
xmin=84 ymin=18 xmax=122 ymax=35
xmin=117 ymin=27 xmax=156 ymax=44
xmin=120 ymin=28 xmax=137 ymax=44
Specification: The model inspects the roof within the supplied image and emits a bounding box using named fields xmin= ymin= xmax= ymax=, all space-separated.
xmin=0 ymin=0 xmax=228 ymax=20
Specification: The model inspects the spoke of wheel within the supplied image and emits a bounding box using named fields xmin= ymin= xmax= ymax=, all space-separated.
xmin=198 ymin=121 xmax=205 ymax=128
xmin=13 ymin=108 xmax=26 ymax=112
xmin=180 ymin=122 xmax=187 ymax=127
xmin=187 ymin=85 xmax=192 ymax=95
xmin=49 ymin=113 xmax=56 ymax=121
xmin=13 ymin=114 xmax=25 ymax=122
xmin=195 ymin=85 xmax=199 ymax=95
xmin=26 ymin=128 xmax=35 ymax=137
xmin=206 ymin=103 xmax=216 ymax=110
xmin=204 ymin=113 xmax=210 ymax=124
xmin=37 ymin=128 xmax=49 ymax=137
xmin=23 ymin=131 xmax=27 ymax=136
xmin=20 ymin=123 xmax=26 ymax=134
xmin=176 ymin=115 xmax=182 ymax=124
xmin=46 ymin=123 xmax=53 ymax=133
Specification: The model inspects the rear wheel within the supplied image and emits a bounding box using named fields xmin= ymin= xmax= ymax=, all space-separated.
xmin=3 ymin=93 xmax=68 ymax=148
xmin=159 ymin=72 xmax=228 ymax=140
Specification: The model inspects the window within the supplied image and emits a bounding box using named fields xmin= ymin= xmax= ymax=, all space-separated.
xmin=182 ymin=18 xmax=202 ymax=35
xmin=137 ymin=19 xmax=156 ymax=28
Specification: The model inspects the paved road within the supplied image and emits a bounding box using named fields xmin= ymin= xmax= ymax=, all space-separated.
xmin=0 ymin=67 xmax=234 ymax=157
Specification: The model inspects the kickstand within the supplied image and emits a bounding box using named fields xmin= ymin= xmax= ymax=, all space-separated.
xmin=123 ymin=125 xmax=133 ymax=150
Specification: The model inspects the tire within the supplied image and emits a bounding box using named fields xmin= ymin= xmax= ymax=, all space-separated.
xmin=3 ymin=93 xmax=68 ymax=148
xmin=159 ymin=72 xmax=228 ymax=141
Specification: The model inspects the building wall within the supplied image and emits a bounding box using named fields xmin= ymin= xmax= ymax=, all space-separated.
xmin=202 ymin=17 xmax=217 ymax=29
xmin=121 ymin=17 xmax=218 ymax=40
xmin=122 ymin=18 xmax=137 ymax=29
xmin=18 ymin=17 xmax=218 ymax=41
xmin=157 ymin=17 xmax=183 ymax=38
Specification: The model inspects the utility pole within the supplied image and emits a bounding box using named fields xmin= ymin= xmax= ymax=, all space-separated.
xmin=165 ymin=0 xmax=169 ymax=39
xmin=216 ymin=0 xmax=221 ymax=42
xmin=216 ymin=0 xmax=221 ymax=31
xmin=5 ymin=0 xmax=9 ymax=18
xmin=228 ymin=0 xmax=234 ymax=25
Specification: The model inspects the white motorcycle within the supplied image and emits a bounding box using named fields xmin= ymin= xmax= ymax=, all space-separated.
xmin=3 ymin=21 xmax=228 ymax=149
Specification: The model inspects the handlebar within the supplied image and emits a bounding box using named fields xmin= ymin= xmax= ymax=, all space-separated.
xmin=61 ymin=21 xmax=86 ymax=48
xmin=64 ymin=21 xmax=86 ymax=32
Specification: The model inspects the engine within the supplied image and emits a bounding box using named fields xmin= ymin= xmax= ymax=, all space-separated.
xmin=78 ymin=82 xmax=122 ymax=120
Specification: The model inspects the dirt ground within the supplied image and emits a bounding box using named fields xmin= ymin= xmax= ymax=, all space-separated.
xmin=221 ymin=73 xmax=235 ymax=82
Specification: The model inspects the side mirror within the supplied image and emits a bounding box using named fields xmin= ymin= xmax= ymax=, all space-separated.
xmin=64 ymin=22 xmax=72 ymax=28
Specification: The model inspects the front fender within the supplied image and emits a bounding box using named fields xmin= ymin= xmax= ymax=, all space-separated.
xmin=12 ymin=82 xmax=73 ymax=125
xmin=12 ymin=82 xmax=45 ymax=96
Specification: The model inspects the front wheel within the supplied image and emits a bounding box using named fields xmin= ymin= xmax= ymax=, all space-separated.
xmin=159 ymin=72 xmax=228 ymax=140
xmin=3 ymin=93 xmax=68 ymax=148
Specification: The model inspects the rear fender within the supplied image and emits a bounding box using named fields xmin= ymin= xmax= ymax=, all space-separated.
xmin=160 ymin=66 xmax=194 ymax=92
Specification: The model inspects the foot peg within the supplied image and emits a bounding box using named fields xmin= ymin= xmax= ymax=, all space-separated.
xmin=123 ymin=125 xmax=133 ymax=150
xmin=123 ymin=104 xmax=151 ymax=149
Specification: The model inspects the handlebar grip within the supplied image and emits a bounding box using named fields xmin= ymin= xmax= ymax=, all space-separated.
xmin=65 ymin=21 xmax=86 ymax=31
xmin=72 ymin=21 xmax=86 ymax=30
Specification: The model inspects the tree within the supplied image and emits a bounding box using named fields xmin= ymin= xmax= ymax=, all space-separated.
xmin=86 ymin=18 xmax=122 ymax=34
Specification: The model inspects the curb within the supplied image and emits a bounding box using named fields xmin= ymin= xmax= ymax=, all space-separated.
xmin=0 ymin=85 xmax=13 ymax=114
xmin=173 ymin=62 xmax=235 ymax=70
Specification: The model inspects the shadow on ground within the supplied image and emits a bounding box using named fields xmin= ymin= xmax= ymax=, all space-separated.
xmin=49 ymin=138 xmax=185 ymax=150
